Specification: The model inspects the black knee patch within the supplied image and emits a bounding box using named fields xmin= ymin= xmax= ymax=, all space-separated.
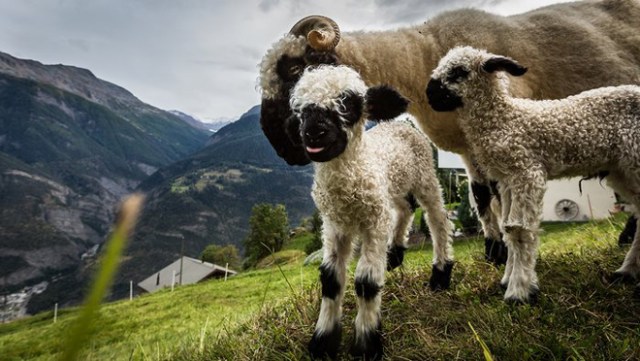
xmin=429 ymin=261 xmax=454 ymax=291
xmin=308 ymin=323 xmax=342 ymax=360
xmin=489 ymin=180 xmax=500 ymax=203
xmin=319 ymin=263 xmax=341 ymax=300
xmin=471 ymin=181 xmax=492 ymax=217
xmin=485 ymin=237 xmax=507 ymax=266
xmin=405 ymin=193 xmax=419 ymax=212
xmin=618 ymin=215 xmax=637 ymax=246
xmin=350 ymin=321 xmax=383 ymax=361
xmin=386 ymin=245 xmax=407 ymax=271
xmin=355 ymin=275 xmax=381 ymax=301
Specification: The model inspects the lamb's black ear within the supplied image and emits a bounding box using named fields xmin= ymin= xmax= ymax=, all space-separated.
xmin=339 ymin=91 xmax=364 ymax=126
xmin=285 ymin=114 xmax=303 ymax=145
xmin=482 ymin=57 xmax=527 ymax=76
xmin=365 ymin=85 xmax=409 ymax=121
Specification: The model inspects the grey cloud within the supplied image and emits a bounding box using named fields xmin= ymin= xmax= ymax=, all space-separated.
xmin=259 ymin=0 xmax=280 ymax=12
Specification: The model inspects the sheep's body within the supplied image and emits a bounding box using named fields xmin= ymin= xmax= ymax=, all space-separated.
xmin=427 ymin=46 xmax=640 ymax=302
xmin=469 ymin=86 xmax=640 ymax=182
xmin=259 ymin=0 xmax=640 ymax=265
xmin=290 ymin=65 xmax=453 ymax=360
xmin=312 ymin=122 xmax=453 ymax=268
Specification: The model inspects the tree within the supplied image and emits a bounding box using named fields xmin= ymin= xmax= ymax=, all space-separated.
xmin=305 ymin=210 xmax=323 ymax=254
xmin=200 ymin=244 xmax=241 ymax=271
xmin=243 ymin=203 xmax=289 ymax=268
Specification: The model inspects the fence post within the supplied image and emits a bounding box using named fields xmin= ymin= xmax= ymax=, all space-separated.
xmin=130 ymin=281 xmax=133 ymax=301
xmin=54 ymin=303 xmax=58 ymax=323
xmin=224 ymin=263 xmax=229 ymax=281
xmin=172 ymin=270 xmax=176 ymax=292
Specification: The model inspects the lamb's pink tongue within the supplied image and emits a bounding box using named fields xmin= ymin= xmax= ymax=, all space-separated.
xmin=306 ymin=146 xmax=324 ymax=154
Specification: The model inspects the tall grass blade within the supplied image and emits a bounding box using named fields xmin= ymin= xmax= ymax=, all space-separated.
xmin=59 ymin=194 xmax=144 ymax=361
xmin=468 ymin=322 xmax=494 ymax=361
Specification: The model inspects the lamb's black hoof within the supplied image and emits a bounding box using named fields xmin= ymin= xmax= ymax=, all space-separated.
xmin=429 ymin=261 xmax=454 ymax=291
xmin=618 ymin=215 xmax=637 ymax=246
xmin=485 ymin=238 xmax=507 ymax=266
xmin=350 ymin=322 xmax=383 ymax=361
xmin=608 ymin=271 xmax=637 ymax=285
xmin=386 ymin=245 xmax=407 ymax=271
xmin=500 ymin=281 xmax=508 ymax=290
xmin=505 ymin=287 xmax=539 ymax=305
xmin=308 ymin=325 xmax=342 ymax=360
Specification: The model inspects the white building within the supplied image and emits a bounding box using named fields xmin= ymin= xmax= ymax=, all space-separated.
xmin=438 ymin=150 xmax=616 ymax=221
xmin=137 ymin=256 xmax=237 ymax=293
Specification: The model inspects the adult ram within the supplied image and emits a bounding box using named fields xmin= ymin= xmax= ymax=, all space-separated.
xmin=259 ymin=0 xmax=640 ymax=268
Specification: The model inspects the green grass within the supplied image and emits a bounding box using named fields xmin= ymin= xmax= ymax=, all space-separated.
xmin=1 ymin=214 xmax=638 ymax=360
xmin=284 ymin=231 xmax=314 ymax=252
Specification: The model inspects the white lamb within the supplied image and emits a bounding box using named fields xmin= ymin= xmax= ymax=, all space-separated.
xmin=426 ymin=46 xmax=640 ymax=304
xmin=288 ymin=65 xmax=453 ymax=360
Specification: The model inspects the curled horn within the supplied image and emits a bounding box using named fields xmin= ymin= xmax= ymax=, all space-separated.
xmin=289 ymin=15 xmax=341 ymax=51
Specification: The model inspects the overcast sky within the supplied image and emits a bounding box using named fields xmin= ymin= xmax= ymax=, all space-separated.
xmin=0 ymin=0 xmax=570 ymax=121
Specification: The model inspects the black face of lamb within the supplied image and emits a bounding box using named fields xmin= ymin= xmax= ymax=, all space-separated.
xmin=426 ymin=78 xmax=463 ymax=111
xmin=260 ymin=48 xmax=340 ymax=166
xmin=299 ymin=106 xmax=349 ymax=162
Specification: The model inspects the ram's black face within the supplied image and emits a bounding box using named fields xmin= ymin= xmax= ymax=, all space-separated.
xmin=295 ymin=105 xmax=348 ymax=163
xmin=260 ymin=48 xmax=339 ymax=166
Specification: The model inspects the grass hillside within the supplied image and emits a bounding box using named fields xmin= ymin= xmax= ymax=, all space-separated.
xmin=1 ymin=215 xmax=639 ymax=360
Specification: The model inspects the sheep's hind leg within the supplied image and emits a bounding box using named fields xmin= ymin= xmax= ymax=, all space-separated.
xmin=308 ymin=224 xmax=352 ymax=360
xmin=613 ymin=215 xmax=640 ymax=282
xmin=606 ymin=176 xmax=640 ymax=283
xmin=386 ymin=196 xmax=415 ymax=271
xmin=414 ymin=181 xmax=455 ymax=291
xmin=350 ymin=230 xmax=387 ymax=361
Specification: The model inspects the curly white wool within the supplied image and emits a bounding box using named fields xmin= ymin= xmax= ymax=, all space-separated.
xmin=431 ymin=45 xmax=640 ymax=302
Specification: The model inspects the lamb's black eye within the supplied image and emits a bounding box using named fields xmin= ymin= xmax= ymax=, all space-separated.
xmin=446 ymin=66 xmax=470 ymax=83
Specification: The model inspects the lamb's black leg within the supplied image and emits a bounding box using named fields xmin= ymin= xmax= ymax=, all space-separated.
xmin=472 ymin=181 xmax=507 ymax=265
xmin=386 ymin=244 xmax=406 ymax=271
xmin=619 ymin=215 xmax=637 ymax=246
xmin=429 ymin=261 xmax=455 ymax=291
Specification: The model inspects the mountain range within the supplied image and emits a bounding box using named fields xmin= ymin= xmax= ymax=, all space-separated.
xmin=0 ymin=51 xmax=314 ymax=315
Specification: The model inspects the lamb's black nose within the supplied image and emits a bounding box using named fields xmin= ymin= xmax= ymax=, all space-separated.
xmin=305 ymin=128 xmax=327 ymax=143
xmin=426 ymin=79 xmax=463 ymax=112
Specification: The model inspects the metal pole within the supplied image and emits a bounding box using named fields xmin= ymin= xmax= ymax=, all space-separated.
xmin=224 ymin=263 xmax=229 ymax=281
xmin=179 ymin=237 xmax=185 ymax=285
xmin=54 ymin=303 xmax=58 ymax=323
xmin=130 ymin=281 xmax=133 ymax=301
